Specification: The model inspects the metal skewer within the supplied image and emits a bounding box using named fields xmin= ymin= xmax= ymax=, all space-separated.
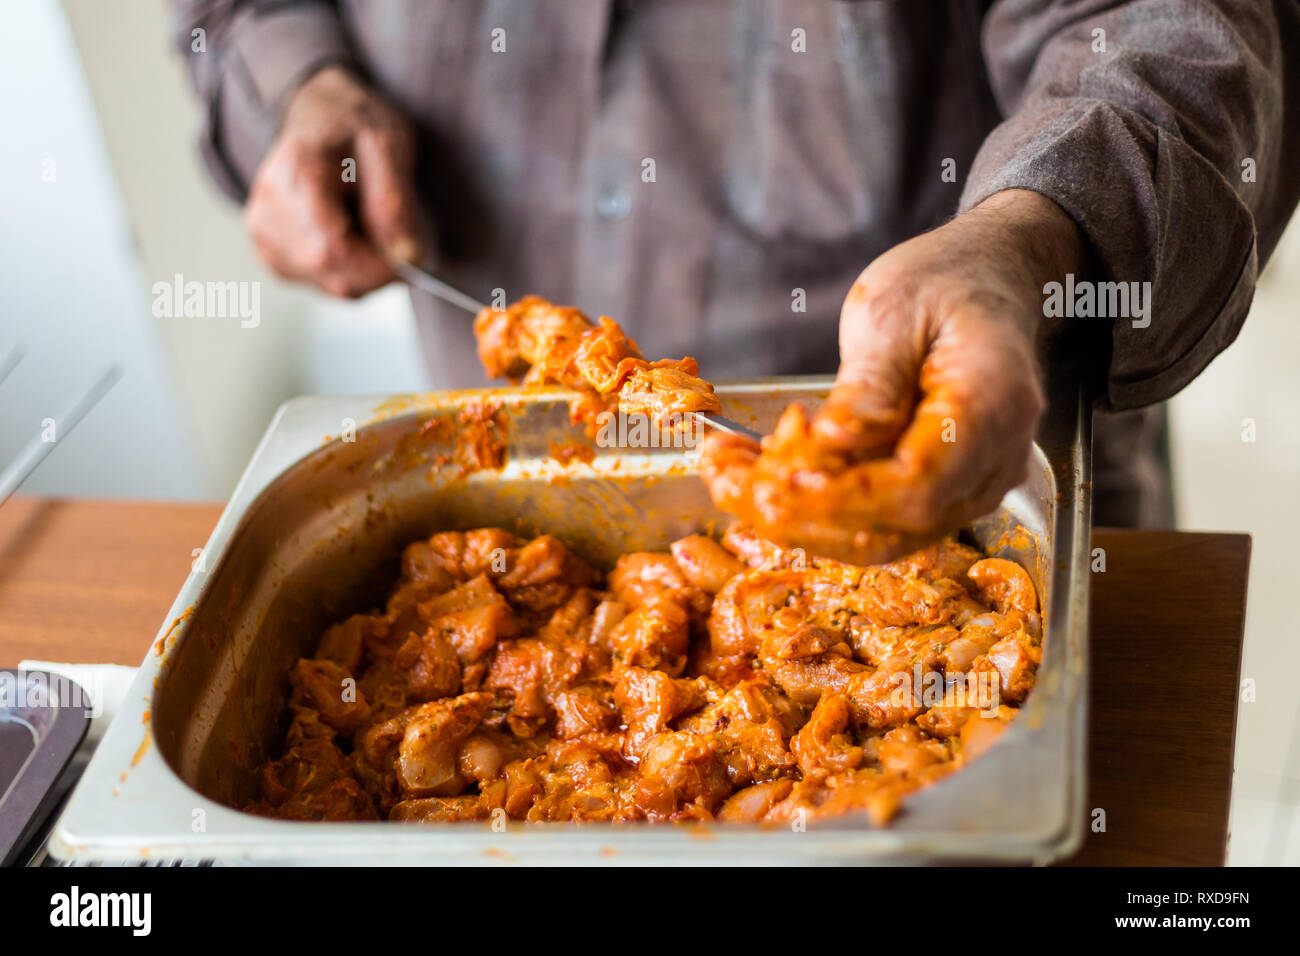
xmin=0 ymin=345 xmax=26 ymax=388
xmin=0 ymin=363 xmax=123 ymax=506
xmin=394 ymin=261 xmax=762 ymax=441
xmin=393 ymin=261 xmax=494 ymax=317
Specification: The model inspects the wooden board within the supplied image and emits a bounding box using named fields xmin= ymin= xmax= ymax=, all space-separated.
xmin=1064 ymin=529 xmax=1250 ymax=866
xmin=0 ymin=497 xmax=222 ymax=667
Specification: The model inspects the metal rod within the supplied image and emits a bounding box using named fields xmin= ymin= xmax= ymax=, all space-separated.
xmin=394 ymin=263 xmax=764 ymax=442
xmin=0 ymin=345 xmax=25 ymax=388
xmin=0 ymin=363 xmax=123 ymax=505
xmin=393 ymin=261 xmax=489 ymax=315
xmin=692 ymin=412 xmax=761 ymax=440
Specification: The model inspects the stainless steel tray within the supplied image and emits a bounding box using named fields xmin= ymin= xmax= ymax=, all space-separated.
xmin=51 ymin=376 xmax=1090 ymax=865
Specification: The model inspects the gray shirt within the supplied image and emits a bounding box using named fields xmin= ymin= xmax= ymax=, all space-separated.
xmin=175 ymin=0 xmax=1300 ymax=524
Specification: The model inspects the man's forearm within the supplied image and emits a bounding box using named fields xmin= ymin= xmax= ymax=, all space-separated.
xmin=961 ymin=189 xmax=1083 ymax=340
xmin=964 ymin=0 xmax=1298 ymax=412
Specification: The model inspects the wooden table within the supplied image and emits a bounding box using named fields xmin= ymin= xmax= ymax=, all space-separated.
xmin=0 ymin=496 xmax=1249 ymax=866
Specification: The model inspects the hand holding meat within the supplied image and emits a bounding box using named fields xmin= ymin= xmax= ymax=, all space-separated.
xmin=701 ymin=189 xmax=1082 ymax=565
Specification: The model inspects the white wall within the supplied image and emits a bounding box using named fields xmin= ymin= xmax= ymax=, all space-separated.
xmin=0 ymin=0 xmax=201 ymax=498
xmin=0 ymin=0 xmax=429 ymax=501
xmin=1169 ymin=217 xmax=1300 ymax=865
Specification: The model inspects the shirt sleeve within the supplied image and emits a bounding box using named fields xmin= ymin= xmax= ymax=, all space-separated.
xmin=172 ymin=1 xmax=356 ymax=200
xmin=960 ymin=0 xmax=1300 ymax=411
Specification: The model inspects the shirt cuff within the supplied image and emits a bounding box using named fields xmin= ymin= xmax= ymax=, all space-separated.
xmin=960 ymin=99 xmax=1258 ymax=412
xmin=199 ymin=3 xmax=355 ymax=200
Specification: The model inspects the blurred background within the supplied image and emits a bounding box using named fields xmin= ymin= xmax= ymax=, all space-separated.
xmin=2 ymin=0 xmax=1297 ymax=864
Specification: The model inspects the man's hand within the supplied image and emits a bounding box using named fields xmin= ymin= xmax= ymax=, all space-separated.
xmin=244 ymin=66 xmax=422 ymax=298
xmin=815 ymin=189 xmax=1080 ymax=536
xmin=700 ymin=188 xmax=1081 ymax=564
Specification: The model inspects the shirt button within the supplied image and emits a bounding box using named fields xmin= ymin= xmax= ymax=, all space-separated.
xmin=595 ymin=186 xmax=630 ymax=220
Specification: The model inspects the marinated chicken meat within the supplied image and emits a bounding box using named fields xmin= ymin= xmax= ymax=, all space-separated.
xmin=699 ymin=401 xmax=959 ymax=566
xmin=475 ymin=295 xmax=962 ymax=566
xmin=248 ymin=525 xmax=1041 ymax=826
xmin=474 ymin=295 xmax=721 ymax=431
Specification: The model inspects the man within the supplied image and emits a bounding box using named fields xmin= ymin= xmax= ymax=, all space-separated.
xmin=176 ymin=0 xmax=1299 ymax=538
